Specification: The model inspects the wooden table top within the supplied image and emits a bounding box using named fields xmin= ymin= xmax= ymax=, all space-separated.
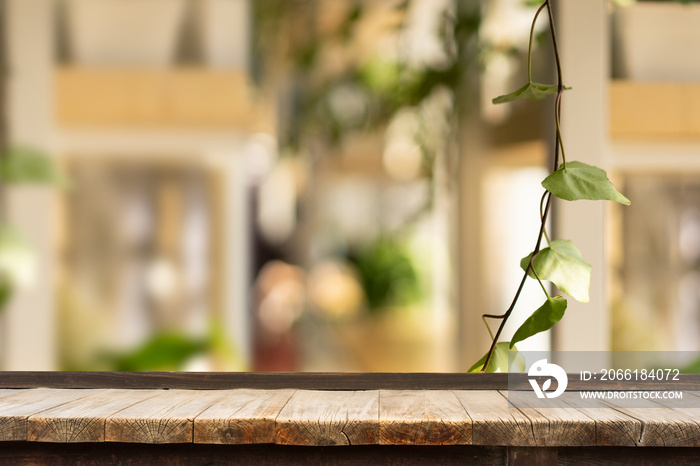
xmin=0 ymin=388 xmax=699 ymax=447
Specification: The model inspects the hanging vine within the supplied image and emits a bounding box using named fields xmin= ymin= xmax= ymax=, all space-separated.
xmin=470 ymin=0 xmax=630 ymax=372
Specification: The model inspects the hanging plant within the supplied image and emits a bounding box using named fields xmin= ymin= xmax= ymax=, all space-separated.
xmin=470 ymin=0 xmax=630 ymax=372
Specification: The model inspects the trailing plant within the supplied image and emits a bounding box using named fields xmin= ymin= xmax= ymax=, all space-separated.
xmin=470 ymin=0 xmax=630 ymax=372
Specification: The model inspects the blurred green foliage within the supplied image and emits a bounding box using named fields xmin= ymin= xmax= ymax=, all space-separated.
xmin=93 ymin=321 xmax=243 ymax=372
xmin=681 ymin=358 xmax=700 ymax=373
xmin=100 ymin=332 xmax=210 ymax=372
xmin=0 ymin=277 xmax=10 ymax=311
xmin=253 ymin=0 xmax=481 ymax=150
xmin=348 ymin=237 xmax=422 ymax=313
xmin=0 ymin=147 xmax=69 ymax=187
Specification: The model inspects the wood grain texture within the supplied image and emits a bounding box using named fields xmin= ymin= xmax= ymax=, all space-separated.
xmin=0 ymin=390 xmax=27 ymax=399
xmin=194 ymin=389 xmax=294 ymax=444
xmin=0 ymin=442 xmax=510 ymax=466
xmin=379 ymin=390 xmax=471 ymax=445
xmin=454 ymin=390 xmax=535 ymax=446
xmin=276 ymin=390 xmax=378 ymax=446
xmin=599 ymin=397 xmax=700 ymax=447
xmin=557 ymin=446 xmax=700 ymax=466
xmin=1 ymin=386 xmax=700 ymax=449
xmin=507 ymin=447 xmax=557 ymax=466
xmin=7 ymin=443 xmax=700 ymax=466
xmin=0 ymin=372 xmax=510 ymax=390
xmin=650 ymin=391 xmax=700 ymax=413
xmin=2 ymin=371 xmax=699 ymax=390
xmin=557 ymin=394 xmax=641 ymax=446
xmin=0 ymin=389 xmax=100 ymax=442
xmin=684 ymin=391 xmax=700 ymax=401
xmin=105 ymin=390 xmax=226 ymax=444
xmin=504 ymin=391 xmax=596 ymax=446
xmin=28 ymin=389 xmax=160 ymax=443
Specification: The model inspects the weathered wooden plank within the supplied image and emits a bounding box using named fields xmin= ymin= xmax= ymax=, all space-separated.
xmin=105 ymin=390 xmax=227 ymax=444
xmin=276 ymin=390 xmax=378 ymax=446
xmin=28 ymin=389 xmax=160 ymax=443
xmin=194 ymin=389 xmax=294 ymax=444
xmin=557 ymin=393 xmax=641 ymax=446
xmin=680 ymin=392 xmax=700 ymax=411
xmin=454 ymin=390 xmax=535 ymax=446
xmin=0 ymin=389 xmax=27 ymax=399
xmin=507 ymin=446 xmax=557 ymax=466
xmin=600 ymin=397 xmax=700 ymax=447
xmin=3 ymin=372 xmax=700 ymax=391
xmin=1 ymin=386 xmax=699 ymax=449
xmin=557 ymin=446 xmax=700 ymax=466
xmin=0 ymin=389 xmax=100 ymax=442
xmin=0 ymin=442 xmax=511 ymax=465
xmin=379 ymin=390 xmax=471 ymax=445
xmin=642 ymin=392 xmax=700 ymax=443
xmin=0 ymin=371 xmax=512 ymax=390
xmin=647 ymin=392 xmax=700 ymax=414
xmin=9 ymin=442 xmax=700 ymax=466
xmin=503 ymin=391 xmax=596 ymax=446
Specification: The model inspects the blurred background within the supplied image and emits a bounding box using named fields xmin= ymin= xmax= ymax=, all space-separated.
xmin=0 ymin=0 xmax=698 ymax=372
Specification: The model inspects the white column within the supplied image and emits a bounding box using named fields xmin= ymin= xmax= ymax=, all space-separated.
xmin=219 ymin=151 xmax=251 ymax=368
xmin=2 ymin=0 xmax=56 ymax=369
xmin=458 ymin=118 xmax=492 ymax=368
xmin=553 ymin=0 xmax=610 ymax=354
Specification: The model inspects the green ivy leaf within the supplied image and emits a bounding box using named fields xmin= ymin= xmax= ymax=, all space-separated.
xmin=0 ymin=147 xmax=70 ymax=187
xmin=520 ymin=239 xmax=591 ymax=303
xmin=542 ymin=161 xmax=630 ymax=205
xmin=468 ymin=342 xmax=525 ymax=373
xmin=510 ymin=296 xmax=567 ymax=348
xmin=492 ymin=82 xmax=567 ymax=105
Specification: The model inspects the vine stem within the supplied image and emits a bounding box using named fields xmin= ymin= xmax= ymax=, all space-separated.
xmin=540 ymin=191 xmax=551 ymax=245
xmin=554 ymin=102 xmax=567 ymax=167
xmin=527 ymin=2 xmax=548 ymax=83
xmin=530 ymin=260 xmax=551 ymax=299
xmin=480 ymin=0 xmax=564 ymax=372
xmin=482 ymin=315 xmax=495 ymax=340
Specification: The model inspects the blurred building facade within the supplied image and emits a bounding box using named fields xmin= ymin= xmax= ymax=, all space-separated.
xmin=0 ymin=0 xmax=698 ymax=372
